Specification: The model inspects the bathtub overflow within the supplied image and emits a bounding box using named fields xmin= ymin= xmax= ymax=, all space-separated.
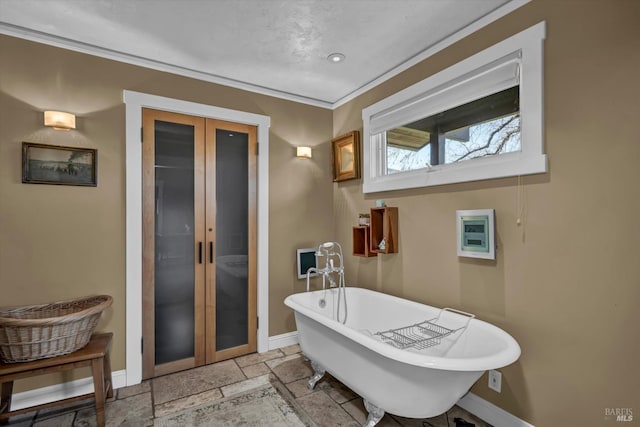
xmin=318 ymin=299 xmax=326 ymax=308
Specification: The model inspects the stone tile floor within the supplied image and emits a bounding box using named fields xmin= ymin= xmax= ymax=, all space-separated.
xmin=5 ymin=344 xmax=491 ymax=427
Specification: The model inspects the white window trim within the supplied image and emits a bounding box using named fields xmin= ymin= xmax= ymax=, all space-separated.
xmin=362 ymin=22 xmax=547 ymax=193
xmin=123 ymin=90 xmax=270 ymax=386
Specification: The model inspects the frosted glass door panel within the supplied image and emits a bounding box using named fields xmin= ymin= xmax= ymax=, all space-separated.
xmin=154 ymin=120 xmax=195 ymax=365
xmin=215 ymin=129 xmax=249 ymax=351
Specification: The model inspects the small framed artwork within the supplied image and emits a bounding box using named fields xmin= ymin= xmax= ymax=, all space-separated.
xmin=456 ymin=209 xmax=496 ymax=260
xmin=331 ymin=131 xmax=360 ymax=182
xmin=296 ymin=247 xmax=318 ymax=280
xmin=22 ymin=142 xmax=97 ymax=186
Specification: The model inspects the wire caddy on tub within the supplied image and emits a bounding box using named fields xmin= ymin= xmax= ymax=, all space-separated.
xmin=375 ymin=308 xmax=475 ymax=350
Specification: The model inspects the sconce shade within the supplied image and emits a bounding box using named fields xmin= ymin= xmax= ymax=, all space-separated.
xmin=296 ymin=146 xmax=312 ymax=159
xmin=44 ymin=111 xmax=76 ymax=130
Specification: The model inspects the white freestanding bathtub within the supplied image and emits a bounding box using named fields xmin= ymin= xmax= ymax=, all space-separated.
xmin=284 ymin=287 xmax=521 ymax=426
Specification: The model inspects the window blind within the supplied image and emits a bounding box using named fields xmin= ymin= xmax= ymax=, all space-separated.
xmin=370 ymin=51 xmax=521 ymax=135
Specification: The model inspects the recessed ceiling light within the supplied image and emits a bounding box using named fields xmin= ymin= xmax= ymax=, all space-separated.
xmin=327 ymin=53 xmax=346 ymax=63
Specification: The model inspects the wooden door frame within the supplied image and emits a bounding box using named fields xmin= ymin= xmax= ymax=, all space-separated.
xmin=124 ymin=91 xmax=270 ymax=386
xmin=141 ymin=109 xmax=207 ymax=379
xmin=204 ymin=119 xmax=258 ymax=364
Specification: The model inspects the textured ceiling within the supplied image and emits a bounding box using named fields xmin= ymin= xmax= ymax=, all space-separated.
xmin=0 ymin=0 xmax=519 ymax=107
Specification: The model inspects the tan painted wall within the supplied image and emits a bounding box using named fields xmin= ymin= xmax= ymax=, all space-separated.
xmin=0 ymin=35 xmax=333 ymax=390
xmin=333 ymin=0 xmax=640 ymax=425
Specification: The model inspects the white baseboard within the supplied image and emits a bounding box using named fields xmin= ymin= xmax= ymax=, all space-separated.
xmin=457 ymin=391 xmax=534 ymax=427
xmin=267 ymin=331 xmax=298 ymax=350
xmin=11 ymin=370 xmax=127 ymax=411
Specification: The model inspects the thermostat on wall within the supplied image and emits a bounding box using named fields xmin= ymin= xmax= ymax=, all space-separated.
xmin=456 ymin=209 xmax=496 ymax=260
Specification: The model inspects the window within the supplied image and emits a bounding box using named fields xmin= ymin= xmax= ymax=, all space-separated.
xmin=362 ymin=22 xmax=547 ymax=193
xmin=386 ymin=86 xmax=521 ymax=173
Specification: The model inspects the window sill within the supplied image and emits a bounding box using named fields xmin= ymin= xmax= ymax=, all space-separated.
xmin=363 ymin=151 xmax=547 ymax=193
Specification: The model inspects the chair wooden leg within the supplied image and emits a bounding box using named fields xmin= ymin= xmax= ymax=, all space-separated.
xmin=91 ymin=358 xmax=106 ymax=427
xmin=0 ymin=381 xmax=13 ymax=425
xmin=103 ymin=351 xmax=113 ymax=399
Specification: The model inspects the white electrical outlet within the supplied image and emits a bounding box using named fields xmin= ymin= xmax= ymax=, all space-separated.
xmin=488 ymin=369 xmax=502 ymax=392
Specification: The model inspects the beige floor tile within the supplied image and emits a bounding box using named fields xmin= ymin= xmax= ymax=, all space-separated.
xmin=267 ymin=354 xmax=313 ymax=384
xmin=296 ymin=390 xmax=360 ymax=427
xmin=153 ymin=388 xmax=223 ymax=418
xmin=152 ymin=359 xmax=245 ymax=404
xmin=117 ymin=380 xmax=151 ymax=399
xmin=220 ymin=373 xmax=273 ymax=397
xmin=317 ymin=375 xmax=358 ymax=404
xmin=264 ymin=353 xmax=300 ymax=367
xmin=341 ymin=398 xmax=401 ymax=427
xmin=241 ymin=361 xmax=271 ymax=378
xmin=281 ymin=343 xmax=301 ymax=355
xmin=285 ymin=378 xmax=315 ymax=398
xmin=234 ymin=349 xmax=284 ymax=367
xmin=75 ymin=392 xmax=153 ymax=427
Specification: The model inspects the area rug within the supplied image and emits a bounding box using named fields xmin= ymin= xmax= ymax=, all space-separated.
xmin=154 ymin=381 xmax=313 ymax=427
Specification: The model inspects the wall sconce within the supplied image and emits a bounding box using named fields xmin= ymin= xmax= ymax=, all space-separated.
xmin=44 ymin=111 xmax=76 ymax=130
xmin=296 ymin=146 xmax=312 ymax=159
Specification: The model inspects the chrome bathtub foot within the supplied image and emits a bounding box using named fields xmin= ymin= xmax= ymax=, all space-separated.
xmin=363 ymin=399 xmax=385 ymax=427
xmin=307 ymin=360 xmax=325 ymax=390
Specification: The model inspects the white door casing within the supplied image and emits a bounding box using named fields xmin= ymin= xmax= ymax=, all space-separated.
xmin=124 ymin=90 xmax=270 ymax=386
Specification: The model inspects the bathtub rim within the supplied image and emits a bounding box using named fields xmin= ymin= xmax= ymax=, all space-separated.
xmin=284 ymin=287 xmax=521 ymax=372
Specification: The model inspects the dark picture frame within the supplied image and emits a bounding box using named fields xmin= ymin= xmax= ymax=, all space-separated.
xmin=22 ymin=142 xmax=97 ymax=186
xmin=331 ymin=130 xmax=360 ymax=182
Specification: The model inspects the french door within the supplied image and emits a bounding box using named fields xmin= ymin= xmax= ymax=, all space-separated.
xmin=142 ymin=108 xmax=257 ymax=379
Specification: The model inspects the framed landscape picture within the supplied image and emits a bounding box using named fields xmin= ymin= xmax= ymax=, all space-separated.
xmin=22 ymin=142 xmax=97 ymax=186
xmin=331 ymin=130 xmax=360 ymax=182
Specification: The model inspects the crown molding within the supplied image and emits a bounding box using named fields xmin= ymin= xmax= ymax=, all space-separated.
xmin=0 ymin=22 xmax=333 ymax=109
